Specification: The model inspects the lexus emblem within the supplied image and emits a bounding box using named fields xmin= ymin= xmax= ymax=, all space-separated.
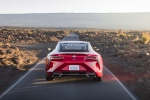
xmin=72 ymin=55 xmax=76 ymax=58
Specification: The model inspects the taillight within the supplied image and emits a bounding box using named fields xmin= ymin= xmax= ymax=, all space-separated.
xmin=96 ymin=62 xmax=100 ymax=69
xmin=86 ymin=56 xmax=97 ymax=61
xmin=50 ymin=56 xmax=64 ymax=60
xmin=45 ymin=57 xmax=53 ymax=70
xmin=45 ymin=57 xmax=50 ymax=66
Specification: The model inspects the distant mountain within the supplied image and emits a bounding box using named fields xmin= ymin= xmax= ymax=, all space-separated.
xmin=0 ymin=13 xmax=150 ymax=30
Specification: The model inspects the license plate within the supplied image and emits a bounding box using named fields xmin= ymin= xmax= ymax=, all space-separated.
xmin=69 ymin=65 xmax=79 ymax=70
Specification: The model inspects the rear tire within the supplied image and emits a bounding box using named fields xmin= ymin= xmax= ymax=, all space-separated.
xmin=46 ymin=76 xmax=54 ymax=81
xmin=93 ymin=77 xmax=102 ymax=81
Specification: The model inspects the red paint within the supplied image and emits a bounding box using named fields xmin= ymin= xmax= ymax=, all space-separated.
xmin=46 ymin=53 xmax=103 ymax=77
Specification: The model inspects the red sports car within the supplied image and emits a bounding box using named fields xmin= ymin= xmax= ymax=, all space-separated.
xmin=45 ymin=41 xmax=103 ymax=81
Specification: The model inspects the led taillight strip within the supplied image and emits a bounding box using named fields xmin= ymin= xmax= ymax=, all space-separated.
xmin=51 ymin=56 xmax=64 ymax=60
xmin=86 ymin=56 xmax=97 ymax=61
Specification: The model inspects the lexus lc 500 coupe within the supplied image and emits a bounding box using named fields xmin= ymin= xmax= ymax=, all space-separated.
xmin=45 ymin=41 xmax=103 ymax=81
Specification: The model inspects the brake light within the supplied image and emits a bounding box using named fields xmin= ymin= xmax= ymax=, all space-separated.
xmin=45 ymin=57 xmax=53 ymax=70
xmin=50 ymin=56 xmax=64 ymax=60
xmin=86 ymin=56 xmax=97 ymax=61
xmin=96 ymin=62 xmax=100 ymax=69
xmin=45 ymin=57 xmax=50 ymax=66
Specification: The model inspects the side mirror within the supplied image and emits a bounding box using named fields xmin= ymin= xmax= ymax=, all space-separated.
xmin=47 ymin=48 xmax=53 ymax=52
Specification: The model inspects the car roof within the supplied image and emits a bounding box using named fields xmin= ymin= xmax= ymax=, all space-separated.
xmin=58 ymin=41 xmax=89 ymax=44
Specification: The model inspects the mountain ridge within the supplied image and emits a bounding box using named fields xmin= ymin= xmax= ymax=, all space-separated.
xmin=0 ymin=13 xmax=150 ymax=30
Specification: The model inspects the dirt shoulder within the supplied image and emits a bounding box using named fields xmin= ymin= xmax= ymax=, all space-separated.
xmin=76 ymin=30 xmax=150 ymax=100
xmin=0 ymin=42 xmax=58 ymax=94
xmin=0 ymin=27 xmax=69 ymax=94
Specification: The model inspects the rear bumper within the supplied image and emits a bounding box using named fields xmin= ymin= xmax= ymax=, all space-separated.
xmin=46 ymin=70 xmax=102 ymax=78
xmin=52 ymin=72 xmax=96 ymax=77
xmin=46 ymin=61 xmax=103 ymax=78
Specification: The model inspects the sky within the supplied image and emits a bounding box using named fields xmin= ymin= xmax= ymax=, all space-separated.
xmin=0 ymin=0 xmax=150 ymax=14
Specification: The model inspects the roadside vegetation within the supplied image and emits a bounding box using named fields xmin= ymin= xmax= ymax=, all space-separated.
xmin=75 ymin=29 xmax=150 ymax=100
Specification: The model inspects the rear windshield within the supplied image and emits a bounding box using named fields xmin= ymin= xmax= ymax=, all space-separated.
xmin=60 ymin=43 xmax=88 ymax=52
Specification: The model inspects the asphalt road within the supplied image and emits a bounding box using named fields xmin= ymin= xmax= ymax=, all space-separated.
xmin=0 ymin=32 xmax=138 ymax=100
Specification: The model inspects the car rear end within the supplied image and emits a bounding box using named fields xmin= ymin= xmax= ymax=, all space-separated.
xmin=45 ymin=41 xmax=103 ymax=81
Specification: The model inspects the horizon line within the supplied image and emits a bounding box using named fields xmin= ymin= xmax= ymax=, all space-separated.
xmin=0 ymin=12 xmax=150 ymax=14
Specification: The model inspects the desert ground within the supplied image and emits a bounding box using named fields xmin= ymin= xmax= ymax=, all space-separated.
xmin=0 ymin=27 xmax=150 ymax=100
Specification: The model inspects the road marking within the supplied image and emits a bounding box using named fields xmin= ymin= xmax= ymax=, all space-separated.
xmin=0 ymin=58 xmax=45 ymax=99
xmin=0 ymin=61 xmax=137 ymax=100
xmin=104 ymin=67 xmax=137 ymax=100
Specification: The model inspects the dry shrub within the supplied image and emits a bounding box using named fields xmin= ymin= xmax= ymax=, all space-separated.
xmin=116 ymin=29 xmax=126 ymax=37
xmin=132 ymin=32 xmax=150 ymax=44
xmin=117 ymin=32 xmax=127 ymax=37
xmin=133 ymin=35 xmax=141 ymax=43
xmin=142 ymin=32 xmax=150 ymax=44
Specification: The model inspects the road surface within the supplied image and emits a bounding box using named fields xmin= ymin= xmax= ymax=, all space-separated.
xmin=0 ymin=32 xmax=138 ymax=100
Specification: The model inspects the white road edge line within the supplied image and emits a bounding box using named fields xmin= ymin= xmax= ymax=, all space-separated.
xmin=0 ymin=58 xmax=45 ymax=99
xmin=104 ymin=66 xmax=137 ymax=100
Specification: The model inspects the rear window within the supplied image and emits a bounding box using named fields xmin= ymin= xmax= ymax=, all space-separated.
xmin=60 ymin=43 xmax=88 ymax=52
